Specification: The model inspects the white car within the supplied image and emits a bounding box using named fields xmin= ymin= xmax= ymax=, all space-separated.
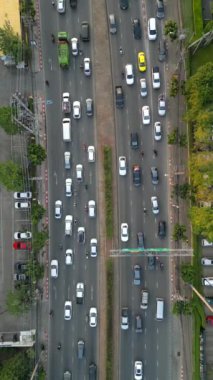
xmin=14 ymin=231 xmax=32 ymax=240
xmin=89 ymin=307 xmax=97 ymax=327
xmin=57 ymin=0 xmax=65 ymax=13
xmin=154 ymin=121 xmax=162 ymax=141
xmin=88 ymin=146 xmax=95 ymax=162
xmin=201 ymin=258 xmax=213 ymax=266
xmin=76 ymin=164 xmax=83 ymax=182
xmin=158 ymin=94 xmax=166 ymax=116
xmin=152 ymin=66 xmax=160 ymax=89
xmin=148 ymin=17 xmax=157 ymax=41
xmin=134 ymin=361 xmax=143 ymax=380
xmin=51 ymin=260 xmax=58 ymax=278
xmin=142 ymin=106 xmax=150 ymax=125
xmin=140 ymin=78 xmax=147 ymax=97
xmin=202 ymin=239 xmax=213 ymax=247
xmin=125 ymin=64 xmax=134 ymax=85
xmin=15 ymin=201 xmax=31 ymax=209
xmin=119 ymin=156 xmax=127 ymax=176
xmin=55 ymin=200 xmax=62 ymax=219
xmin=65 ymin=178 xmax=72 ymax=197
xmin=88 ymin=200 xmax=96 ymax=218
xmin=65 ymin=215 xmax=73 ymax=236
xmin=151 ymin=196 xmax=159 ymax=214
xmin=90 ymin=238 xmax=98 ymax=257
xmin=65 ymin=249 xmax=73 ymax=265
xmin=71 ymin=37 xmax=78 ymax=56
xmin=121 ymin=223 xmax=129 ymax=242
xmin=64 ymin=301 xmax=72 ymax=320
xmin=84 ymin=58 xmax=91 ymax=76
xmin=14 ymin=192 xmax=32 ymax=200
xmin=73 ymin=101 xmax=81 ymax=119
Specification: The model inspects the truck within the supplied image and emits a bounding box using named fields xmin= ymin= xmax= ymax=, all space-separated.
xmin=76 ymin=282 xmax=84 ymax=304
xmin=62 ymin=92 xmax=71 ymax=114
xmin=64 ymin=371 xmax=71 ymax=380
xmin=58 ymin=32 xmax=69 ymax=68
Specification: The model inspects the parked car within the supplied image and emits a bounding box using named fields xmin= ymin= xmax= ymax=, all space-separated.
xmin=15 ymin=201 xmax=31 ymax=209
xmin=206 ymin=316 xmax=213 ymax=326
xmin=201 ymin=258 xmax=213 ymax=266
xmin=13 ymin=241 xmax=31 ymax=250
xmin=202 ymin=239 xmax=213 ymax=247
xmin=14 ymin=192 xmax=32 ymax=200
xmin=14 ymin=262 xmax=27 ymax=272
xmin=14 ymin=231 xmax=32 ymax=240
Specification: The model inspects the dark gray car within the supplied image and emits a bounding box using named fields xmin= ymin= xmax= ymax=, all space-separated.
xmin=148 ymin=255 xmax=156 ymax=270
xmin=77 ymin=340 xmax=85 ymax=359
xmin=133 ymin=264 xmax=141 ymax=285
xmin=137 ymin=232 xmax=145 ymax=248
xmin=158 ymin=39 xmax=166 ymax=62
xmin=151 ymin=167 xmax=159 ymax=185
xmin=156 ymin=0 xmax=164 ymax=19
xmin=86 ymin=98 xmax=93 ymax=116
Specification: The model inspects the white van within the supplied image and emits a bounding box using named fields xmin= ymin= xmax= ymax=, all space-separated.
xmin=156 ymin=298 xmax=164 ymax=321
xmin=148 ymin=18 xmax=157 ymax=41
xmin=62 ymin=118 xmax=71 ymax=142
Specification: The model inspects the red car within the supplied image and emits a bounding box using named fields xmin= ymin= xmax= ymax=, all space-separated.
xmin=206 ymin=316 xmax=213 ymax=326
xmin=13 ymin=241 xmax=31 ymax=250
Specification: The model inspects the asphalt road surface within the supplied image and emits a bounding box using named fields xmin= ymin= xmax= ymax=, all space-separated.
xmin=107 ymin=0 xmax=172 ymax=379
xmin=40 ymin=1 xmax=99 ymax=379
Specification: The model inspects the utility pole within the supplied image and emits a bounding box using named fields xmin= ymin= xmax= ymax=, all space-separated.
xmin=10 ymin=93 xmax=37 ymax=135
xmin=190 ymin=284 xmax=213 ymax=313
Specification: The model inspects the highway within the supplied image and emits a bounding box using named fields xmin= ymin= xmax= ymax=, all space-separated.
xmin=41 ymin=0 xmax=173 ymax=379
xmin=107 ymin=0 xmax=172 ymax=379
xmin=40 ymin=1 xmax=99 ymax=379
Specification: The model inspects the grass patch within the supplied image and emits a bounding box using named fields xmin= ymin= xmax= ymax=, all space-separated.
xmin=180 ymin=0 xmax=194 ymax=38
xmin=193 ymin=0 xmax=203 ymax=38
xmin=190 ymin=44 xmax=213 ymax=74
xmin=103 ymin=146 xmax=114 ymax=239
xmin=106 ymin=259 xmax=114 ymax=380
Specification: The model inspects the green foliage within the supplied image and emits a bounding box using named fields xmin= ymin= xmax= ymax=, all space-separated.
xmin=103 ymin=146 xmax=114 ymax=238
xmin=173 ymin=223 xmax=187 ymax=241
xmin=169 ymin=75 xmax=179 ymax=97
xmin=167 ymin=129 xmax=178 ymax=144
xmin=0 ymin=161 xmax=23 ymax=191
xmin=0 ymin=20 xmax=26 ymax=64
xmin=173 ymin=300 xmax=194 ymax=315
xmin=32 ymin=230 xmax=48 ymax=252
xmin=0 ymin=350 xmax=33 ymax=379
xmin=38 ymin=367 xmax=46 ymax=380
xmin=32 ymin=201 xmax=46 ymax=225
xmin=26 ymin=257 xmax=44 ymax=283
xmin=193 ymin=0 xmax=204 ymax=38
xmin=204 ymin=20 xmax=213 ymax=33
xmin=106 ymin=259 xmax=114 ymax=380
xmin=0 ymin=107 xmax=19 ymax=134
xmin=190 ymin=152 xmax=213 ymax=202
xmin=179 ymin=133 xmax=187 ymax=147
xmin=28 ymin=143 xmax=47 ymax=166
xmin=6 ymin=286 xmax=31 ymax=315
xmin=181 ymin=263 xmax=196 ymax=284
xmin=174 ymin=183 xmax=192 ymax=200
xmin=164 ymin=20 xmax=178 ymax=41
xmin=20 ymin=0 xmax=36 ymax=21
xmin=190 ymin=206 xmax=213 ymax=241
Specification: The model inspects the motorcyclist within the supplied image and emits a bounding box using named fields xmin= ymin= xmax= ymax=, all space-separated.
xmin=153 ymin=149 xmax=158 ymax=157
xmin=45 ymin=80 xmax=49 ymax=86
xmin=51 ymin=33 xmax=55 ymax=43
xmin=57 ymin=343 xmax=61 ymax=350
xmin=119 ymin=46 xmax=123 ymax=55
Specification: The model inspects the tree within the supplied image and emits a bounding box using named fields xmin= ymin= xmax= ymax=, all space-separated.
xmin=0 ymin=350 xmax=33 ymax=379
xmin=32 ymin=230 xmax=48 ymax=252
xmin=173 ymin=300 xmax=193 ymax=315
xmin=173 ymin=223 xmax=187 ymax=241
xmin=181 ymin=264 xmax=196 ymax=284
xmin=173 ymin=183 xmax=192 ymax=200
xmin=0 ymin=21 xmax=25 ymax=63
xmin=190 ymin=206 xmax=213 ymax=241
xmin=167 ymin=129 xmax=178 ymax=144
xmin=28 ymin=143 xmax=46 ymax=165
xmin=6 ymin=286 xmax=31 ymax=315
xmin=190 ymin=152 xmax=213 ymax=202
xmin=164 ymin=20 xmax=178 ymax=41
xmin=32 ymin=201 xmax=46 ymax=225
xmin=0 ymin=107 xmax=18 ymax=134
xmin=26 ymin=257 xmax=44 ymax=283
xmin=0 ymin=161 xmax=23 ymax=191
xmin=169 ymin=75 xmax=179 ymax=97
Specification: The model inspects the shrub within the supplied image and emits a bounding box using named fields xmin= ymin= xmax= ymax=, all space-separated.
xmin=103 ymin=147 xmax=114 ymax=238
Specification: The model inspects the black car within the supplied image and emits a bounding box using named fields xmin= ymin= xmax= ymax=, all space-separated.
xmin=89 ymin=362 xmax=97 ymax=380
xmin=137 ymin=232 xmax=145 ymax=248
xmin=133 ymin=18 xmax=142 ymax=39
xmin=115 ymin=86 xmax=124 ymax=108
xmin=151 ymin=167 xmax=159 ymax=185
xmin=133 ymin=264 xmax=141 ymax=285
xmin=70 ymin=0 xmax=77 ymax=8
xmin=130 ymin=133 xmax=139 ymax=149
xmin=15 ymin=262 xmax=27 ymax=272
xmin=158 ymin=221 xmax=166 ymax=238
xmin=156 ymin=0 xmax=164 ymax=19
xmin=158 ymin=39 xmax=166 ymax=62
xmin=81 ymin=21 xmax=90 ymax=41
xmin=78 ymin=228 xmax=85 ymax=243
xmin=132 ymin=165 xmax=141 ymax=186
xmin=135 ymin=314 xmax=142 ymax=333
xmin=148 ymin=254 xmax=156 ymax=270
xmin=120 ymin=0 xmax=129 ymax=10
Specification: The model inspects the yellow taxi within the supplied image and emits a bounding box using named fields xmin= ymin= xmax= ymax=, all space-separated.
xmin=138 ymin=52 xmax=146 ymax=72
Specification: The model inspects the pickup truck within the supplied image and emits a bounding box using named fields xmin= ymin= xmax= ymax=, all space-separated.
xmin=62 ymin=92 xmax=71 ymax=114
xmin=76 ymin=282 xmax=84 ymax=304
